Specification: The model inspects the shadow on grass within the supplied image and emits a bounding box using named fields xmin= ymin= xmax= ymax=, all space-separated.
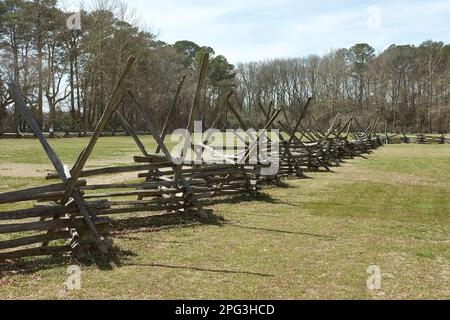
xmin=121 ymin=262 xmax=274 ymax=277
xmin=0 ymin=246 xmax=137 ymax=275
xmin=258 ymin=179 xmax=293 ymax=188
xmin=0 ymin=254 xmax=68 ymax=276
xmin=261 ymin=174 xmax=325 ymax=186
xmin=295 ymin=201 xmax=349 ymax=207
xmin=228 ymin=224 xmax=336 ymax=240
xmin=207 ymin=192 xmax=296 ymax=207
xmin=0 ymin=212 xmax=226 ymax=275
xmin=110 ymin=211 xmax=226 ymax=235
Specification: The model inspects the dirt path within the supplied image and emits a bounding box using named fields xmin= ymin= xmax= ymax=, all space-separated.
xmin=0 ymin=163 xmax=52 ymax=178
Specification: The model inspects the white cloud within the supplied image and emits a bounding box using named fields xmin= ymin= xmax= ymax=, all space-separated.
xmin=65 ymin=0 xmax=450 ymax=63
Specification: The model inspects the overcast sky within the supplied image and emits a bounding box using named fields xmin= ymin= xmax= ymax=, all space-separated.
xmin=68 ymin=0 xmax=450 ymax=64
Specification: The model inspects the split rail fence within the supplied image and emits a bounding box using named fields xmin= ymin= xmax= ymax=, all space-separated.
xmin=0 ymin=54 xmax=382 ymax=261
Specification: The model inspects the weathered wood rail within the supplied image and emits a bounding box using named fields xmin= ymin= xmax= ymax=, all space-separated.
xmin=0 ymin=53 xmax=382 ymax=263
xmin=0 ymin=56 xmax=136 ymax=260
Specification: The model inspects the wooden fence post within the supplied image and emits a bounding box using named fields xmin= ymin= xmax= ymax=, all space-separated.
xmin=7 ymin=84 xmax=108 ymax=255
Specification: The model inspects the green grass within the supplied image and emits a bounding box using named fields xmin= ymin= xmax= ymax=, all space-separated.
xmin=0 ymin=138 xmax=449 ymax=299
xmin=0 ymin=136 xmax=159 ymax=165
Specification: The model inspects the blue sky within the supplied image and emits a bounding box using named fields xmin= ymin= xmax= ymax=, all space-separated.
xmin=70 ymin=0 xmax=450 ymax=63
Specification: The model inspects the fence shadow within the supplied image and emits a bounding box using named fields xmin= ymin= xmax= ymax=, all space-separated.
xmin=110 ymin=211 xmax=226 ymax=235
xmin=205 ymin=191 xmax=292 ymax=207
xmin=0 ymin=246 xmax=138 ymax=276
xmin=228 ymin=224 xmax=337 ymax=240
xmin=121 ymin=262 xmax=274 ymax=278
xmin=0 ymin=254 xmax=68 ymax=277
xmin=0 ymin=212 xmax=227 ymax=275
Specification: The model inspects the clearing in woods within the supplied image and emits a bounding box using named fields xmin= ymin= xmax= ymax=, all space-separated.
xmin=0 ymin=137 xmax=449 ymax=299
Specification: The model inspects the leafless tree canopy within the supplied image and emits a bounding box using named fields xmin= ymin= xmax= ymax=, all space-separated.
xmin=235 ymin=43 xmax=450 ymax=133
xmin=1 ymin=1 xmax=449 ymax=134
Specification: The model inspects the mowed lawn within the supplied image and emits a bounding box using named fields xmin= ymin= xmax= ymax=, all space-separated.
xmin=0 ymin=137 xmax=449 ymax=299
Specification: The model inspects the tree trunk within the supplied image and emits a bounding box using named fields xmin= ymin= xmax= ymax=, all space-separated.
xmin=75 ymin=49 xmax=81 ymax=127
xmin=0 ymin=104 xmax=5 ymax=135
xmin=37 ymin=42 xmax=44 ymax=129
xmin=48 ymin=99 xmax=56 ymax=129
xmin=12 ymin=35 xmax=20 ymax=131
xmin=70 ymin=61 xmax=75 ymax=118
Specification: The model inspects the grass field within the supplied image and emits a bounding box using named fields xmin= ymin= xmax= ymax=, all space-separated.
xmin=0 ymin=137 xmax=449 ymax=299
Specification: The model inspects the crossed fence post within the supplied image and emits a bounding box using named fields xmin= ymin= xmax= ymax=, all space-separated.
xmin=6 ymin=56 xmax=136 ymax=257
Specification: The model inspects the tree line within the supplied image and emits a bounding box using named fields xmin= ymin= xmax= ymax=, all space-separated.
xmin=1 ymin=0 xmax=449 ymax=135
xmin=0 ymin=0 xmax=235 ymax=135
xmin=235 ymin=42 xmax=450 ymax=133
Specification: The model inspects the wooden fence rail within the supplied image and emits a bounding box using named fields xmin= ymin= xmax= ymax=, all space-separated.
xmin=0 ymin=54 xmax=382 ymax=263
